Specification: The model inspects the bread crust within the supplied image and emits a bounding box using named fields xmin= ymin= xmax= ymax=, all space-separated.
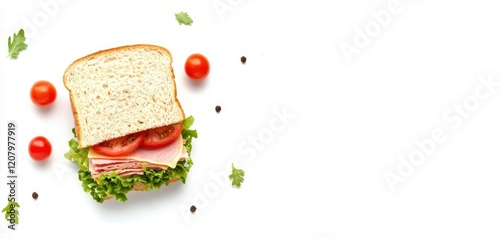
xmin=63 ymin=44 xmax=185 ymax=148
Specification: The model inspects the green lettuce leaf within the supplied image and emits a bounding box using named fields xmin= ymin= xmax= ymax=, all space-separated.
xmin=64 ymin=137 xmax=90 ymax=171
xmin=65 ymin=115 xmax=197 ymax=203
xmin=182 ymin=115 xmax=198 ymax=155
xmin=78 ymin=159 xmax=192 ymax=203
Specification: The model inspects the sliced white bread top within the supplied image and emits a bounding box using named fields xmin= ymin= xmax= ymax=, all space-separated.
xmin=63 ymin=44 xmax=185 ymax=148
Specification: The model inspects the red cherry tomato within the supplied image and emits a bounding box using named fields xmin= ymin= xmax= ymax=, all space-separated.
xmin=141 ymin=124 xmax=182 ymax=149
xmin=29 ymin=136 xmax=52 ymax=161
xmin=30 ymin=80 xmax=57 ymax=107
xmin=185 ymin=53 xmax=210 ymax=80
xmin=91 ymin=132 xmax=146 ymax=157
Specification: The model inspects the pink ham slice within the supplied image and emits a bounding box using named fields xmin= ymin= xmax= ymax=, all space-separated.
xmin=88 ymin=135 xmax=189 ymax=178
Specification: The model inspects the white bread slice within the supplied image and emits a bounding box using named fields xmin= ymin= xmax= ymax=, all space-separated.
xmin=63 ymin=44 xmax=185 ymax=148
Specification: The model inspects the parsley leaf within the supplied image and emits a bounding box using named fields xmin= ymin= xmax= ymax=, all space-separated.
xmin=7 ymin=29 xmax=28 ymax=58
xmin=2 ymin=201 xmax=20 ymax=224
xmin=175 ymin=12 xmax=193 ymax=25
xmin=229 ymin=163 xmax=245 ymax=187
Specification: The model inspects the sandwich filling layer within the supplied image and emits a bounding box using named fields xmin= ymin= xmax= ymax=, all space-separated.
xmin=88 ymin=135 xmax=188 ymax=178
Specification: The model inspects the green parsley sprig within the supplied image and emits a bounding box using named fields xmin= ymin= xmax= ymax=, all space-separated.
xmin=229 ymin=163 xmax=245 ymax=187
xmin=2 ymin=201 xmax=20 ymax=224
xmin=174 ymin=12 xmax=193 ymax=25
xmin=7 ymin=29 xmax=28 ymax=58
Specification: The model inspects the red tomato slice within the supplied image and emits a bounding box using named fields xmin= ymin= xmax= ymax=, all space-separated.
xmin=141 ymin=124 xmax=182 ymax=149
xmin=91 ymin=131 xmax=146 ymax=157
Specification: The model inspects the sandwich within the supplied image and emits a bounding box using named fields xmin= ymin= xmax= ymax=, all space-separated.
xmin=63 ymin=44 xmax=197 ymax=203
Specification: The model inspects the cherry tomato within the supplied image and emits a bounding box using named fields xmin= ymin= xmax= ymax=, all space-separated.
xmin=141 ymin=124 xmax=182 ymax=149
xmin=185 ymin=53 xmax=210 ymax=80
xmin=91 ymin=132 xmax=146 ymax=157
xmin=29 ymin=136 xmax=52 ymax=161
xmin=30 ymin=80 xmax=57 ymax=107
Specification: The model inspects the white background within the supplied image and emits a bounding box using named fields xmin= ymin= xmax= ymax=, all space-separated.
xmin=1 ymin=0 xmax=500 ymax=237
